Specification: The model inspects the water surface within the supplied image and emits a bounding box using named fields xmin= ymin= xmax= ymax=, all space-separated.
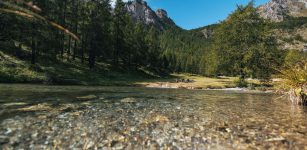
xmin=0 ymin=84 xmax=306 ymax=149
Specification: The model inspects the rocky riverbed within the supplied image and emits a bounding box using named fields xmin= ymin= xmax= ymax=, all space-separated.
xmin=0 ymin=85 xmax=307 ymax=149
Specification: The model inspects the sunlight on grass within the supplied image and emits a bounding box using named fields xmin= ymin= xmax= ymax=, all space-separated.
xmin=136 ymin=73 xmax=238 ymax=89
xmin=277 ymin=61 xmax=307 ymax=105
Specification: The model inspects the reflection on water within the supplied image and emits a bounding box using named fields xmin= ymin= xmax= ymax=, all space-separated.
xmin=0 ymin=84 xmax=306 ymax=149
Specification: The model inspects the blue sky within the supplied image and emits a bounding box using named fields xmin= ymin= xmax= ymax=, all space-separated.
xmin=147 ymin=0 xmax=270 ymax=29
xmin=117 ymin=0 xmax=270 ymax=30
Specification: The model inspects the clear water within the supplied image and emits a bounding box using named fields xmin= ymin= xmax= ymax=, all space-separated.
xmin=0 ymin=84 xmax=306 ymax=149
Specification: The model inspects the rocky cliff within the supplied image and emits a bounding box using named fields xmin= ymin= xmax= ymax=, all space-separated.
xmin=258 ymin=0 xmax=307 ymax=22
xmin=125 ymin=0 xmax=176 ymax=30
xmin=258 ymin=0 xmax=307 ymax=51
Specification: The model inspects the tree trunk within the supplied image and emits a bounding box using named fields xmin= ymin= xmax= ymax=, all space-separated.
xmin=73 ymin=0 xmax=79 ymax=61
xmin=89 ymin=40 xmax=95 ymax=69
xmin=80 ymin=6 xmax=85 ymax=64
xmin=114 ymin=40 xmax=119 ymax=67
xmin=31 ymin=22 xmax=36 ymax=64
xmin=81 ymin=34 xmax=85 ymax=64
xmin=61 ymin=0 xmax=67 ymax=59
xmin=67 ymin=29 xmax=71 ymax=61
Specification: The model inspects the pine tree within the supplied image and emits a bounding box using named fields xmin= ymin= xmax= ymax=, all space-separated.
xmin=214 ymin=2 xmax=283 ymax=79
xmin=113 ymin=0 xmax=127 ymax=67
xmin=88 ymin=0 xmax=112 ymax=69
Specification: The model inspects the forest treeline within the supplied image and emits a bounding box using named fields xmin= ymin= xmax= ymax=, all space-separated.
xmin=0 ymin=0 xmax=306 ymax=81
xmin=1 ymin=0 xmax=169 ymax=75
xmin=161 ymin=3 xmax=284 ymax=79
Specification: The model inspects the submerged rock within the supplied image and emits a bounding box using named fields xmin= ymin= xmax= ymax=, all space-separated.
xmin=120 ymin=98 xmax=137 ymax=103
xmin=76 ymin=95 xmax=97 ymax=101
xmin=3 ymin=102 xmax=28 ymax=107
xmin=0 ymin=135 xmax=9 ymax=144
xmin=0 ymin=86 xmax=306 ymax=149
xmin=265 ymin=137 xmax=286 ymax=142
xmin=143 ymin=115 xmax=170 ymax=125
xmin=18 ymin=103 xmax=53 ymax=112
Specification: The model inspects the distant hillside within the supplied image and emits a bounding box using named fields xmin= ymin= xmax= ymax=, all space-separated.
xmin=191 ymin=0 xmax=307 ymax=51
xmin=190 ymin=24 xmax=219 ymax=39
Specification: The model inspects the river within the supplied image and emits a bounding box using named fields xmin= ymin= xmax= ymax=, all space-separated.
xmin=0 ymin=84 xmax=306 ymax=149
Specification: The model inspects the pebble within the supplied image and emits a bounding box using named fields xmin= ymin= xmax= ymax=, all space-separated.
xmin=0 ymin=90 xmax=306 ymax=149
xmin=265 ymin=137 xmax=286 ymax=142
xmin=76 ymin=95 xmax=97 ymax=100
xmin=0 ymin=135 xmax=9 ymax=144
xmin=120 ymin=98 xmax=137 ymax=103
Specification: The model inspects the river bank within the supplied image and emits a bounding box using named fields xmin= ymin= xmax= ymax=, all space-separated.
xmin=135 ymin=74 xmax=236 ymax=89
xmin=0 ymin=73 xmax=274 ymax=91
xmin=135 ymin=74 xmax=278 ymax=92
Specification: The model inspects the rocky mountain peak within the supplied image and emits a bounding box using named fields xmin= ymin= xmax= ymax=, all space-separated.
xmin=125 ymin=0 xmax=176 ymax=30
xmin=156 ymin=9 xmax=168 ymax=19
xmin=134 ymin=0 xmax=147 ymax=5
xmin=258 ymin=0 xmax=307 ymax=22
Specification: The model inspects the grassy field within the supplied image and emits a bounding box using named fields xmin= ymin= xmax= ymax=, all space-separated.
xmin=0 ymin=50 xmax=274 ymax=89
xmin=0 ymin=50 xmax=157 ymax=86
xmin=135 ymin=74 xmax=238 ymax=89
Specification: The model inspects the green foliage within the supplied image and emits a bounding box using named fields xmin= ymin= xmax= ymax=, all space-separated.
xmin=0 ymin=66 xmax=44 ymax=83
xmin=0 ymin=0 xmax=290 ymax=84
xmin=213 ymin=2 xmax=284 ymax=79
xmin=0 ymin=51 xmax=45 ymax=83
xmin=272 ymin=16 xmax=307 ymax=30
xmin=158 ymin=3 xmax=286 ymax=79
xmin=279 ymin=61 xmax=307 ymax=88
xmin=87 ymin=0 xmax=112 ymax=68
xmin=284 ymin=50 xmax=307 ymax=66
xmin=278 ymin=61 xmax=307 ymax=105
xmin=234 ymin=78 xmax=248 ymax=88
xmin=1 ymin=0 xmax=168 ymax=75
xmin=159 ymin=26 xmax=216 ymax=75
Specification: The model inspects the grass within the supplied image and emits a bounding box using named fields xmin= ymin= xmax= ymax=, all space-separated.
xmin=136 ymin=74 xmax=277 ymax=90
xmin=0 ymin=51 xmax=242 ymax=89
xmin=0 ymin=50 xmax=273 ymax=90
xmin=0 ymin=50 xmax=157 ymax=86
xmin=0 ymin=51 xmax=46 ymax=83
xmin=136 ymin=74 xmax=238 ymax=89
xmin=277 ymin=61 xmax=307 ymax=105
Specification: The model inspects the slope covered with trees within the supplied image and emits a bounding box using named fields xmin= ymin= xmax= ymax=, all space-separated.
xmin=0 ymin=0 xmax=300 ymax=84
xmin=0 ymin=0 xmax=170 ymax=84
xmin=160 ymin=2 xmax=287 ymax=80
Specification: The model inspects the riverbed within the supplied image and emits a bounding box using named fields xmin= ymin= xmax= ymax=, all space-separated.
xmin=0 ymin=84 xmax=306 ymax=149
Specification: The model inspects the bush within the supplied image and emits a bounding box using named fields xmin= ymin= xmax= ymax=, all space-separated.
xmin=285 ymin=50 xmax=307 ymax=66
xmin=294 ymin=34 xmax=305 ymax=42
xmin=234 ymin=78 xmax=248 ymax=88
xmin=278 ymin=61 xmax=307 ymax=105
xmin=272 ymin=16 xmax=307 ymax=30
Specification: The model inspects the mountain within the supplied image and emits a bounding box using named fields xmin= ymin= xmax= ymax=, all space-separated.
xmin=125 ymin=0 xmax=306 ymax=51
xmin=258 ymin=0 xmax=307 ymax=22
xmin=125 ymin=0 xmax=177 ymax=30
xmin=257 ymin=0 xmax=307 ymax=51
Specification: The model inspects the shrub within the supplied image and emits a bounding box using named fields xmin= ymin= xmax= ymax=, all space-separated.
xmin=278 ymin=61 xmax=307 ymax=105
xmin=234 ymin=78 xmax=248 ymax=88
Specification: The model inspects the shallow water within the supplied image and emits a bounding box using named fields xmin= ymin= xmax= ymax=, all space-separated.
xmin=0 ymin=84 xmax=306 ymax=149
